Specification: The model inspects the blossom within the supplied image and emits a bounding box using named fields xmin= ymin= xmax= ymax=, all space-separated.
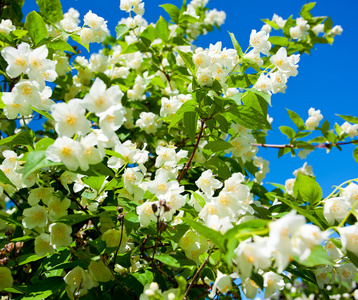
xmin=0 ymin=268 xmax=13 ymax=291
xmin=1 ymin=43 xmax=30 ymax=78
xmin=22 ymin=205 xmax=48 ymax=229
xmin=337 ymin=223 xmax=358 ymax=255
xmin=270 ymin=47 xmax=291 ymax=71
xmin=323 ymin=197 xmax=351 ymax=225
xmin=249 ymin=30 xmax=271 ymax=55
xmin=209 ymin=271 xmax=232 ymax=298
xmin=35 ymin=233 xmax=55 ymax=257
xmin=88 ymin=260 xmax=112 ymax=283
xmin=341 ymin=122 xmax=358 ymax=138
xmin=64 ymin=267 xmax=94 ymax=299
xmin=263 ymin=272 xmax=285 ymax=298
xmin=46 ymin=136 xmax=88 ymax=171
xmin=51 ymin=99 xmax=91 ymax=137
xmin=305 ymin=107 xmax=323 ymax=130
xmin=0 ymin=19 xmax=15 ymax=35
xmin=101 ymin=228 xmax=127 ymax=248
xmin=2 ymin=91 xmax=32 ymax=119
xmin=196 ymin=67 xmax=213 ymax=87
xmin=47 ymin=197 xmax=71 ymax=222
xmin=49 ymin=223 xmax=73 ymax=249
xmin=195 ymin=170 xmax=223 ymax=196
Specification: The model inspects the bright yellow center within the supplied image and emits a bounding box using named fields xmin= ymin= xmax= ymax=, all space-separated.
xmin=66 ymin=114 xmax=77 ymax=125
xmin=61 ymin=146 xmax=72 ymax=156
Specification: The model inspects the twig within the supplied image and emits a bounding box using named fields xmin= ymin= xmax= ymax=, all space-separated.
xmin=52 ymin=175 xmax=101 ymax=235
xmin=4 ymin=191 xmax=23 ymax=213
xmin=251 ymin=140 xmax=358 ymax=149
xmin=183 ymin=248 xmax=214 ymax=300
xmin=112 ymin=219 xmax=124 ymax=269
xmin=192 ymin=290 xmax=210 ymax=300
xmin=177 ymin=119 xmax=206 ymax=183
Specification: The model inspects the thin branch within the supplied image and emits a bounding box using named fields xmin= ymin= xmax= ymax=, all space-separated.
xmin=183 ymin=248 xmax=214 ymax=300
xmin=112 ymin=219 xmax=124 ymax=269
xmin=252 ymin=140 xmax=358 ymax=149
xmin=4 ymin=191 xmax=23 ymax=213
xmin=177 ymin=119 xmax=206 ymax=183
xmin=52 ymin=175 xmax=101 ymax=235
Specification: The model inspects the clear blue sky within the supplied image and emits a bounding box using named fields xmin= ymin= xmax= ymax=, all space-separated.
xmin=22 ymin=0 xmax=358 ymax=196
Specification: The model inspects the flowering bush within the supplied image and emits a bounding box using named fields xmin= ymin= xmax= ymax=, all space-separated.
xmin=0 ymin=0 xmax=357 ymax=299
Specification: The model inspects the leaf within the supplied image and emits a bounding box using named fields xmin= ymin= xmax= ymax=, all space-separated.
xmin=18 ymin=253 xmax=45 ymax=265
xmin=347 ymin=250 xmax=358 ymax=268
xmin=242 ymin=56 xmax=262 ymax=72
xmin=36 ymin=0 xmax=63 ymax=23
xmin=241 ymin=90 xmax=268 ymax=116
xmin=268 ymin=36 xmax=289 ymax=47
xmin=293 ymin=174 xmax=322 ymax=206
xmin=116 ymin=24 xmax=129 ymax=39
xmin=287 ymin=108 xmax=305 ymax=130
xmin=47 ymin=39 xmax=76 ymax=53
xmin=168 ymin=101 xmax=196 ymax=130
xmin=0 ymin=169 xmax=16 ymax=188
xmin=24 ymin=11 xmax=48 ymax=45
xmin=228 ymin=32 xmax=243 ymax=58
xmin=176 ymin=50 xmax=195 ymax=76
xmin=82 ymin=176 xmax=106 ymax=192
xmin=182 ymin=218 xmax=226 ymax=251
xmin=0 ymin=213 xmax=22 ymax=227
xmin=214 ymin=115 xmax=229 ymax=133
xmin=246 ymin=88 xmax=271 ymax=106
xmin=105 ymin=149 xmax=129 ymax=163
xmin=35 ymin=138 xmax=54 ymax=150
xmin=279 ymin=126 xmax=295 ymax=139
xmin=228 ymin=106 xmax=271 ymax=130
xmin=156 ymin=16 xmax=170 ymax=42
xmin=0 ymin=130 xmax=34 ymax=146
xmin=183 ymin=111 xmax=197 ymax=144
xmin=337 ymin=114 xmax=358 ymax=124
xmin=155 ymin=254 xmax=180 ymax=268
xmin=159 ymin=4 xmax=180 ymax=24
xmin=204 ymin=157 xmax=231 ymax=179
xmin=22 ymin=150 xmax=62 ymax=178
xmin=55 ymin=214 xmax=94 ymax=226
xmin=295 ymin=245 xmax=333 ymax=267
xmin=70 ymin=34 xmax=89 ymax=52
xmin=32 ymin=105 xmax=54 ymax=120
xmin=189 ymin=192 xmax=205 ymax=208
xmin=204 ymin=140 xmax=233 ymax=153
xmin=300 ymin=2 xmax=316 ymax=20
xmin=283 ymin=15 xmax=295 ymax=38
xmin=224 ymin=219 xmax=269 ymax=241
xmin=353 ymin=147 xmax=358 ymax=163
xmin=261 ymin=19 xmax=280 ymax=30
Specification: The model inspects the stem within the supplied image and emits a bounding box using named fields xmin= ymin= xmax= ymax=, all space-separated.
xmin=336 ymin=200 xmax=358 ymax=228
xmin=252 ymin=140 xmax=358 ymax=149
xmin=4 ymin=191 xmax=23 ymax=213
xmin=53 ymin=176 xmax=101 ymax=235
xmin=177 ymin=119 xmax=205 ymax=183
xmin=183 ymin=247 xmax=214 ymax=300
xmin=112 ymin=219 xmax=124 ymax=269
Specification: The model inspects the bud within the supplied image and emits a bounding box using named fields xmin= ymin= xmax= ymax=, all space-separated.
xmin=5 ymin=228 xmax=14 ymax=237
xmin=152 ymin=203 xmax=158 ymax=213
xmin=117 ymin=214 xmax=124 ymax=221
xmin=158 ymin=221 xmax=167 ymax=232
xmin=117 ymin=206 xmax=123 ymax=213
xmin=4 ymin=243 xmax=14 ymax=253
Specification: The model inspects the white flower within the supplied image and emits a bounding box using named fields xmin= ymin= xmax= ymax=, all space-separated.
xmin=255 ymin=73 xmax=272 ymax=94
xmin=341 ymin=122 xmax=358 ymax=139
xmin=22 ymin=205 xmax=48 ymax=229
xmin=47 ymin=197 xmax=71 ymax=222
xmin=313 ymin=266 xmax=332 ymax=289
xmin=51 ymin=99 xmax=91 ymax=137
xmin=12 ymin=80 xmax=42 ymax=106
xmin=64 ymin=267 xmax=94 ymax=299
xmin=337 ymin=223 xmax=358 ymax=255
xmin=101 ymin=228 xmax=127 ymax=248
xmin=1 ymin=43 xmax=30 ymax=78
xmin=88 ymin=260 xmax=112 ymax=283
xmin=209 ymin=271 xmax=232 ymax=298
xmin=27 ymin=45 xmax=57 ymax=81
xmin=263 ymin=272 xmax=285 ymax=298
xmin=46 ymin=136 xmax=87 ymax=171
xmin=195 ymin=170 xmax=223 ymax=196
xmin=249 ymin=30 xmax=271 ymax=55
xmin=305 ymin=107 xmax=323 ymax=130
xmin=270 ymin=47 xmax=291 ymax=71
xmin=49 ymin=223 xmax=73 ymax=249
xmin=293 ymin=162 xmax=314 ymax=177
xmin=0 ymin=19 xmax=15 ymax=35
xmin=323 ymin=197 xmax=351 ymax=225
xmin=35 ymin=233 xmax=55 ymax=257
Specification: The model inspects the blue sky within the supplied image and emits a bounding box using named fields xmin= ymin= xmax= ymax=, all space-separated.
xmin=21 ymin=0 xmax=358 ymax=196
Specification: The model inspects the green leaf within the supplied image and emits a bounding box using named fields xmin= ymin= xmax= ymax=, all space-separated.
xmin=18 ymin=253 xmax=45 ymax=265
xmin=36 ymin=0 xmax=63 ymax=23
xmin=279 ymin=126 xmax=295 ymax=139
xmin=242 ymin=56 xmax=262 ymax=72
xmin=47 ymin=39 xmax=76 ymax=53
xmin=245 ymin=88 xmax=271 ymax=106
xmin=261 ymin=19 xmax=280 ymax=30
xmin=204 ymin=157 xmax=231 ymax=179
xmin=300 ymin=2 xmax=316 ymax=20
xmin=353 ymin=147 xmax=358 ymax=163
xmin=0 ymin=212 xmax=22 ymax=227
xmin=24 ymin=11 xmax=48 ymax=45
xmin=22 ymin=150 xmax=61 ymax=178
xmin=116 ymin=24 xmax=129 ymax=39
xmin=293 ymin=174 xmax=322 ymax=206
xmin=241 ymin=90 xmax=268 ymax=116
xmin=70 ymin=34 xmax=89 ymax=52
xmin=55 ymin=214 xmax=94 ymax=226
xmin=347 ymin=250 xmax=358 ymax=268
xmin=189 ymin=192 xmax=205 ymax=208
xmin=295 ymin=245 xmax=333 ymax=267
xmin=183 ymin=111 xmax=197 ymax=144
xmin=0 ymin=169 xmax=16 ymax=188
xmin=32 ymin=105 xmax=54 ymax=120
xmin=159 ymin=4 xmax=180 ymax=24
xmin=156 ymin=16 xmax=170 ymax=42
xmin=268 ymin=36 xmax=289 ymax=47
xmin=224 ymin=219 xmax=269 ymax=241
xmin=228 ymin=32 xmax=243 ymax=58
xmin=0 ymin=130 xmax=34 ymax=146
xmin=168 ymin=101 xmax=196 ymax=130
xmin=35 ymin=138 xmax=54 ymax=151
xmin=176 ymin=50 xmax=195 ymax=76
xmin=140 ymin=25 xmax=156 ymax=47
xmin=337 ymin=114 xmax=358 ymax=124
xmin=180 ymin=14 xmax=199 ymax=24
xmin=228 ymin=106 xmax=271 ymax=130
xmin=283 ymin=15 xmax=295 ymax=38
xmin=105 ymin=149 xmax=129 ymax=163
xmin=324 ymin=16 xmax=333 ymax=33
xmin=82 ymin=176 xmax=106 ymax=192
xmin=214 ymin=115 xmax=229 ymax=133
xmin=155 ymin=254 xmax=180 ymax=268
xmin=204 ymin=140 xmax=233 ymax=153
xmin=287 ymin=108 xmax=305 ymax=130
xmin=182 ymin=218 xmax=226 ymax=251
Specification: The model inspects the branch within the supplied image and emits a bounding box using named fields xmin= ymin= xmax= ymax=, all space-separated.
xmin=52 ymin=175 xmax=101 ymax=235
xmin=183 ymin=248 xmax=214 ymax=300
xmin=4 ymin=191 xmax=23 ymax=213
xmin=177 ymin=119 xmax=206 ymax=183
xmin=252 ymin=140 xmax=358 ymax=149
